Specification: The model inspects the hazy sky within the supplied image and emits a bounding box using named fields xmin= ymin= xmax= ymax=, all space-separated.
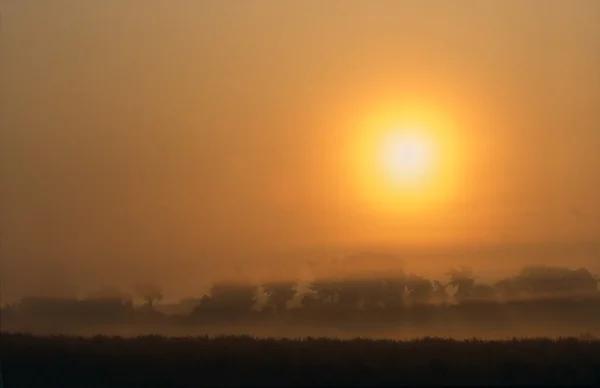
xmin=1 ymin=1 xmax=599 ymax=301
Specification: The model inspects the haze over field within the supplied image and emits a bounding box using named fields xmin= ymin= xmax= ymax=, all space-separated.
xmin=1 ymin=1 xmax=599 ymax=303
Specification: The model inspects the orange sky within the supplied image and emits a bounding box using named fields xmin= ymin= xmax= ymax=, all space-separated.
xmin=1 ymin=0 xmax=599 ymax=301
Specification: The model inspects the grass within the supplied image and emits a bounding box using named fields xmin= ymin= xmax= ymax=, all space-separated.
xmin=2 ymin=332 xmax=600 ymax=387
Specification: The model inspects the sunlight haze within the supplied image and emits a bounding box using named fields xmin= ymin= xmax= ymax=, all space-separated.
xmin=1 ymin=0 xmax=599 ymax=302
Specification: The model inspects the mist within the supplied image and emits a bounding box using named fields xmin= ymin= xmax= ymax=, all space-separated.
xmin=1 ymin=0 xmax=599 ymax=304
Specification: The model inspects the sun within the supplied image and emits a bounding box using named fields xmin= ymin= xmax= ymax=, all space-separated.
xmin=342 ymin=105 xmax=463 ymax=216
xmin=378 ymin=129 xmax=435 ymax=189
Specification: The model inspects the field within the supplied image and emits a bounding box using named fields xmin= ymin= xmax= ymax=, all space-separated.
xmin=2 ymin=332 xmax=600 ymax=387
xmin=3 ymin=266 xmax=600 ymax=386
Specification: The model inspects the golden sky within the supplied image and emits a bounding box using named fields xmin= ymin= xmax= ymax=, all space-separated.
xmin=1 ymin=1 xmax=599 ymax=301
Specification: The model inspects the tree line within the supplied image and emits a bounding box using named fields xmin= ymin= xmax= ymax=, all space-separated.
xmin=4 ymin=263 xmax=599 ymax=328
xmin=190 ymin=264 xmax=599 ymax=316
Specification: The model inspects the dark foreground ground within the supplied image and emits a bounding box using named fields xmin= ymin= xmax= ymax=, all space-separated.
xmin=2 ymin=333 xmax=600 ymax=387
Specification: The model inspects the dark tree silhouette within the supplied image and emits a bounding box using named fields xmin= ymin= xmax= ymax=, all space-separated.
xmin=136 ymin=284 xmax=163 ymax=310
xmin=406 ymin=274 xmax=434 ymax=305
xmin=208 ymin=281 xmax=259 ymax=312
xmin=382 ymin=270 xmax=408 ymax=309
xmin=300 ymin=293 xmax=320 ymax=310
xmin=172 ymin=297 xmax=203 ymax=315
xmin=86 ymin=287 xmax=132 ymax=303
xmin=572 ymin=268 xmax=600 ymax=293
xmin=469 ymin=283 xmax=496 ymax=300
xmin=7 ymin=261 xmax=600 ymax=334
xmin=262 ymin=281 xmax=297 ymax=314
xmin=355 ymin=278 xmax=386 ymax=309
xmin=309 ymin=278 xmax=339 ymax=306
xmin=192 ymin=281 xmax=259 ymax=321
xmin=513 ymin=265 xmax=599 ymax=297
xmin=335 ymin=278 xmax=365 ymax=310
xmin=431 ymin=280 xmax=449 ymax=305
xmin=447 ymin=266 xmax=476 ymax=302
xmin=494 ymin=277 xmax=522 ymax=300
xmin=194 ymin=294 xmax=215 ymax=311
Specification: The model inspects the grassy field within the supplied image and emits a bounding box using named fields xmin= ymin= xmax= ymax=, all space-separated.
xmin=2 ymin=332 xmax=600 ymax=387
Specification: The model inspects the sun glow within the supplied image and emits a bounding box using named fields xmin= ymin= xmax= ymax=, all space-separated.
xmin=378 ymin=129 xmax=435 ymax=189
xmin=344 ymin=102 xmax=464 ymax=216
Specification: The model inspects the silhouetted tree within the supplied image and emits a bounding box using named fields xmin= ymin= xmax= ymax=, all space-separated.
xmin=86 ymin=287 xmax=132 ymax=303
xmin=494 ymin=277 xmax=522 ymax=300
xmin=357 ymin=278 xmax=387 ymax=309
xmin=406 ymin=274 xmax=434 ymax=305
xmin=192 ymin=282 xmax=259 ymax=321
xmin=309 ymin=278 xmax=339 ymax=306
xmin=513 ymin=266 xmax=599 ymax=297
xmin=136 ymin=284 xmax=163 ymax=310
xmin=573 ymin=268 xmax=600 ymax=293
xmin=380 ymin=270 xmax=408 ymax=309
xmin=262 ymin=281 xmax=297 ymax=314
xmin=171 ymin=298 xmax=202 ymax=315
xmin=208 ymin=281 xmax=259 ymax=312
xmin=300 ymin=293 xmax=320 ymax=310
xmin=469 ymin=283 xmax=496 ymax=300
xmin=447 ymin=266 xmax=476 ymax=302
xmin=17 ymin=297 xmax=81 ymax=322
xmin=194 ymin=294 xmax=215 ymax=311
xmin=431 ymin=280 xmax=449 ymax=305
xmin=335 ymin=278 xmax=365 ymax=310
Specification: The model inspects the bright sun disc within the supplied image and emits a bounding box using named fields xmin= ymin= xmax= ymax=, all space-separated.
xmin=342 ymin=101 xmax=465 ymax=216
xmin=378 ymin=130 xmax=434 ymax=188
